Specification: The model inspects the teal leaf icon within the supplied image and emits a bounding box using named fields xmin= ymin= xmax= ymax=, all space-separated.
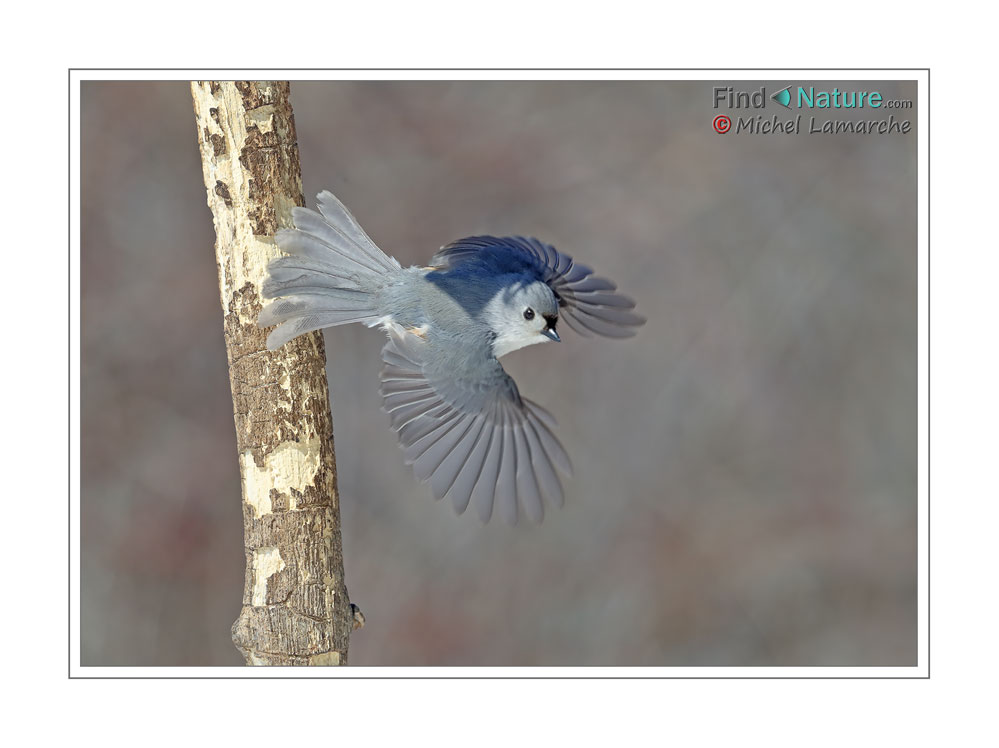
xmin=771 ymin=86 xmax=791 ymax=108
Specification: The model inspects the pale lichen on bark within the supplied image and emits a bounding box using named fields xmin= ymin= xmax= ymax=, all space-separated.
xmin=191 ymin=81 xmax=353 ymax=665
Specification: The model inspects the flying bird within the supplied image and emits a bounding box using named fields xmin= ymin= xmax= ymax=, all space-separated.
xmin=260 ymin=190 xmax=644 ymax=524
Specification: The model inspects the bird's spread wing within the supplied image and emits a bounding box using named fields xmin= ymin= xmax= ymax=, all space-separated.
xmin=431 ymin=236 xmax=646 ymax=338
xmin=380 ymin=325 xmax=571 ymax=524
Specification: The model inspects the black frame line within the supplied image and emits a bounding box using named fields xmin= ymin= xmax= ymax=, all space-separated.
xmin=69 ymin=68 xmax=929 ymax=679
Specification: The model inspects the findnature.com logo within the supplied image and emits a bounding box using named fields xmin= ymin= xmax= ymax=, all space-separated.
xmin=712 ymin=84 xmax=913 ymax=135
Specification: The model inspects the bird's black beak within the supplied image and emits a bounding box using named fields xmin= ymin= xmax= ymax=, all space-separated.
xmin=542 ymin=316 xmax=560 ymax=342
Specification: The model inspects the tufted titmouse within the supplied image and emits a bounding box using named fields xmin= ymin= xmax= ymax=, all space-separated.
xmin=260 ymin=190 xmax=644 ymax=524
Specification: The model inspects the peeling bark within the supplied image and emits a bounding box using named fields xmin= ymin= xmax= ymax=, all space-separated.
xmin=191 ymin=81 xmax=353 ymax=665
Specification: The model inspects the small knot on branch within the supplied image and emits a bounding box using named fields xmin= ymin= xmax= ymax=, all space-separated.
xmin=351 ymin=602 xmax=366 ymax=630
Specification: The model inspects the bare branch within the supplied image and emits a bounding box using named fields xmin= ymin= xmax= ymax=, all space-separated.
xmin=191 ymin=81 xmax=353 ymax=665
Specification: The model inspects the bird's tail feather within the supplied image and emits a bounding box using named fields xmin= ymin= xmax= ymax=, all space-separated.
xmin=259 ymin=190 xmax=401 ymax=349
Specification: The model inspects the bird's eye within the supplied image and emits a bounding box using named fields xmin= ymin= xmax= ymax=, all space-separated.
xmin=523 ymin=308 xmax=535 ymax=321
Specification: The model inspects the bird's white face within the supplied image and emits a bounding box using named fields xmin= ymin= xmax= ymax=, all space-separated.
xmin=485 ymin=281 xmax=561 ymax=358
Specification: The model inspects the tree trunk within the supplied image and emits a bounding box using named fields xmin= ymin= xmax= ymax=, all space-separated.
xmin=191 ymin=81 xmax=353 ymax=665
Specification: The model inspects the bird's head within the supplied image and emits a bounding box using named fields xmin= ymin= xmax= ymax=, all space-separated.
xmin=486 ymin=280 xmax=561 ymax=358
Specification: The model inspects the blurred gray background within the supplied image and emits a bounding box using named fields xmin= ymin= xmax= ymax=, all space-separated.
xmin=80 ymin=80 xmax=917 ymax=666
